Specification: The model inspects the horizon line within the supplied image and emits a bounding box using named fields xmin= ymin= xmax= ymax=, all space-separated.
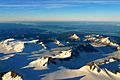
xmin=1 ymin=20 xmax=120 ymax=23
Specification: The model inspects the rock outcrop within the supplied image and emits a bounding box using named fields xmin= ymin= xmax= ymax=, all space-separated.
xmin=0 ymin=71 xmax=23 ymax=80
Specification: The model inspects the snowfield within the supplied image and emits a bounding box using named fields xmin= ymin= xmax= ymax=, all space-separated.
xmin=0 ymin=33 xmax=120 ymax=80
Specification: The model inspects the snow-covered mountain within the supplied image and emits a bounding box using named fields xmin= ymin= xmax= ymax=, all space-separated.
xmin=0 ymin=38 xmax=24 ymax=54
xmin=0 ymin=33 xmax=120 ymax=80
xmin=69 ymin=34 xmax=80 ymax=40
xmin=24 ymin=43 xmax=100 ymax=70
xmin=85 ymin=34 xmax=120 ymax=50
xmin=0 ymin=71 xmax=23 ymax=80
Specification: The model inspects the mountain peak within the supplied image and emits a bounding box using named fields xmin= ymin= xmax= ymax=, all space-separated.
xmin=69 ymin=34 xmax=80 ymax=40
xmin=1 ymin=71 xmax=23 ymax=80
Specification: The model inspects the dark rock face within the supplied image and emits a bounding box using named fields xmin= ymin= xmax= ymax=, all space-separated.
xmin=11 ymin=71 xmax=18 ymax=78
xmin=111 ymin=70 xmax=120 ymax=74
xmin=48 ymin=57 xmax=57 ymax=65
xmin=75 ymin=44 xmax=98 ymax=53
xmin=88 ymin=62 xmax=101 ymax=73
xmin=0 ymin=72 xmax=6 ymax=80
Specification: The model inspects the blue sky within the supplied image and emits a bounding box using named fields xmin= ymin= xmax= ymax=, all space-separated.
xmin=0 ymin=0 xmax=120 ymax=22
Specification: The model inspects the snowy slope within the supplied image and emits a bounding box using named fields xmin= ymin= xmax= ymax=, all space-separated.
xmin=0 ymin=33 xmax=120 ymax=80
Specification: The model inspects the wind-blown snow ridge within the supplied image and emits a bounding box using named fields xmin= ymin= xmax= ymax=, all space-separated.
xmin=0 ymin=54 xmax=15 ymax=60
xmin=54 ymin=39 xmax=64 ymax=47
xmin=23 ymin=39 xmax=39 ymax=44
xmin=39 ymin=42 xmax=47 ymax=49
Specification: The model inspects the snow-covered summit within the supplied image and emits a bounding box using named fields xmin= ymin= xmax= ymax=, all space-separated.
xmin=99 ymin=37 xmax=120 ymax=48
xmin=52 ymin=49 xmax=72 ymax=58
xmin=27 ymin=56 xmax=49 ymax=69
xmin=69 ymin=34 xmax=80 ymax=40
xmin=0 ymin=38 xmax=24 ymax=53
xmin=1 ymin=71 xmax=23 ymax=80
xmin=85 ymin=34 xmax=120 ymax=48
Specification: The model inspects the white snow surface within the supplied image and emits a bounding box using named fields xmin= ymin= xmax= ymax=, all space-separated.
xmin=0 ymin=38 xmax=24 ymax=54
xmin=0 ymin=36 xmax=120 ymax=80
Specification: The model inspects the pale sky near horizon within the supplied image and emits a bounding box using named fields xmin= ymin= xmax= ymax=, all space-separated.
xmin=0 ymin=0 xmax=120 ymax=22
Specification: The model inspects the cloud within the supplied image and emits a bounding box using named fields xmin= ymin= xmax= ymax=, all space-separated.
xmin=0 ymin=4 xmax=73 ymax=9
xmin=0 ymin=0 xmax=120 ymax=9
